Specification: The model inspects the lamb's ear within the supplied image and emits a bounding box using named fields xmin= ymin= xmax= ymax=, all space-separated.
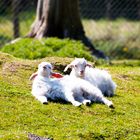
xmin=64 ymin=64 xmax=73 ymax=72
xmin=86 ymin=63 xmax=92 ymax=67
xmin=51 ymin=65 xmax=54 ymax=70
xmin=38 ymin=63 xmax=41 ymax=69
xmin=29 ymin=72 xmax=38 ymax=80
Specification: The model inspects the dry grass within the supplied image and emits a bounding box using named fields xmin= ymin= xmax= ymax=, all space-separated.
xmin=82 ymin=19 xmax=140 ymax=42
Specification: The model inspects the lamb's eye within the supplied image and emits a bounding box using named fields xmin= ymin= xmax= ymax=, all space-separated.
xmin=48 ymin=66 xmax=51 ymax=69
xmin=75 ymin=65 xmax=77 ymax=67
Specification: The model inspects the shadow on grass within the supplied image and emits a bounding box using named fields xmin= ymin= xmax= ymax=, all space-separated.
xmin=78 ymin=132 xmax=106 ymax=140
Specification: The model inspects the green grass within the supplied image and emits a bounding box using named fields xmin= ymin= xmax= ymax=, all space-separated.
xmin=0 ymin=38 xmax=94 ymax=61
xmin=0 ymin=52 xmax=140 ymax=139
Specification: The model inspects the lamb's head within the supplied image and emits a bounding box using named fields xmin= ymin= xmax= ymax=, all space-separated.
xmin=64 ymin=58 xmax=92 ymax=78
xmin=37 ymin=62 xmax=53 ymax=78
xmin=30 ymin=62 xmax=63 ymax=80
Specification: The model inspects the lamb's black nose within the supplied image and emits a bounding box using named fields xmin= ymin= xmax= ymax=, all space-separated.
xmin=80 ymin=70 xmax=84 ymax=74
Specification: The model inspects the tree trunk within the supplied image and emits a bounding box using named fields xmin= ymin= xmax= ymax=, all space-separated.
xmin=28 ymin=0 xmax=107 ymax=59
xmin=105 ymin=0 xmax=112 ymax=19
xmin=12 ymin=0 xmax=20 ymax=38
xmin=137 ymin=0 xmax=140 ymax=20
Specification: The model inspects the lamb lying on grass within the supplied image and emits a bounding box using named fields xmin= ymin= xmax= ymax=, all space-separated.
xmin=64 ymin=58 xmax=117 ymax=97
xmin=30 ymin=62 xmax=114 ymax=108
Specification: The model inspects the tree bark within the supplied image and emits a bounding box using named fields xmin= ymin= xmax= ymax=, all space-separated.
xmin=28 ymin=0 xmax=107 ymax=59
xmin=137 ymin=0 xmax=140 ymax=20
xmin=105 ymin=0 xmax=112 ymax=19
xmin=12 ymin=0 xmax=20 ymax=38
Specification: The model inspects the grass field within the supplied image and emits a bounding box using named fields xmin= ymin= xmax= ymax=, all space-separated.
xmin=0 ymin=52 xmax=140 ymax=139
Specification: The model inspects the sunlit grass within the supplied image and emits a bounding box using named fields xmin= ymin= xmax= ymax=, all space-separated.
xmin=82 ymin=19 xmax=140 ymax=59
xmin=0 ymin=11 xmax=35 ymax=41
xmin=0 ymin=38 xmax=94 ymax=61
xmin=0 ymin=52 xmax=140 ymax=139
xmin=82 ymin=19 xmax=140 ymax=42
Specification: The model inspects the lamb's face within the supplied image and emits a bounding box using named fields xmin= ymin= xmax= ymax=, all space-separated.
xmin=38 ymin=62 xmax=53 ymax=78
xmin=64 ymin=58 xmax=92 ymax=77
xmin=73 ymin=58 xmax=87 ymax=78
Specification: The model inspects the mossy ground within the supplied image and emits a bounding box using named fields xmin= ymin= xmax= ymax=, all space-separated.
xmin=0 ymin=38 xmax=94 ymax=61
xmin=0 ymin=52 xmax=140 ymax=140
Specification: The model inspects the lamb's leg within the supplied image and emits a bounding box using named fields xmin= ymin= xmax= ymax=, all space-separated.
xmin=35 ymin=95 xmax=48 ymax=104
xmin=76 ymin=96 xmax=91 ymax=106
xmin=83 ymin=99 xmax=91 ymax=106
xmin=86 ymin=93 xmax=114 ymax=108
xmin=104 ymin=79 xmax=116 ymax=97
xmin=82 ymin=83 xmax=114 ymax=108
xmin=65 ymin=91 xmax=82 ymax=107
xmin=100 ymin=97 xmax=114 ymax=108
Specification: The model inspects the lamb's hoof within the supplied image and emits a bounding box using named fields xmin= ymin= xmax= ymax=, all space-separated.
xmin=43 ymin=102 xmax=48 ymax=105
xmin=83 ymin=100 xmax=91 ymax=106
xmin=109 ymin=104 xmax=115 ymax=109
xmin=85 ymin=102 xmax=91 ymax=106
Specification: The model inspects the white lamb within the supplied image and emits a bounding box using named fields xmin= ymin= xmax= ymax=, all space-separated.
xmin=30 ymin=62 xmax=114 ymax=108
xmin=64 ymin=58 xmax=117 ymax=97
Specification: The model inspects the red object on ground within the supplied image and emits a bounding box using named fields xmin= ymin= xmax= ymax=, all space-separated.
xmin=30 ymin=72 xmax=63 ymax=80
xmin=51 ymin=73 xmax=63 ymax=78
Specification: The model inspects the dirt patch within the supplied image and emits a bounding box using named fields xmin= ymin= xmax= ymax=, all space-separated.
xmin=116 ymin=74 xmax=129 ymax=80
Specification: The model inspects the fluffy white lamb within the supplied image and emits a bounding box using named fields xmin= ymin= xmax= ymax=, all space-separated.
xmin=30 ymin=62 xmax=114 ymax=108
xmin=64 ymin=58 xmax=117 ymax=97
